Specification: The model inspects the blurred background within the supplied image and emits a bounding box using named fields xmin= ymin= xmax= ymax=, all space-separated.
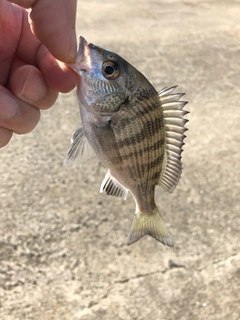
xmin=1 ymin=1 xmax=240 ymax=319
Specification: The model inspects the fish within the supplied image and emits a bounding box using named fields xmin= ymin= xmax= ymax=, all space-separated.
xmin=64 ymin=36 xmax=188 ymax=246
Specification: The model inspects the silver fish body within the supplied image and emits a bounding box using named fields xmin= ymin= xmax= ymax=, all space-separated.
xmin=65 ymin=36 xmax=188 ymax=246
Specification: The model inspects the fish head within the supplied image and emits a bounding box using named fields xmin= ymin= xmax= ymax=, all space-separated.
xmin=70 ymin=36 xmax=141 ymax=116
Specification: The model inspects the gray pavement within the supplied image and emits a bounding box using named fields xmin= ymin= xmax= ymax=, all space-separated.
xmin=1 ymin=1 xmax=240 ymax=319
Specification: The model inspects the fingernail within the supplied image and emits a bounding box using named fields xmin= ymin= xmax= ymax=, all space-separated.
xmin=68 ymin=29 xmax=77 ymax=61
xmin=0 ymin=88 xmax=19 ymax=120
xmin=19 ymin=67 xmax=47 ymax=102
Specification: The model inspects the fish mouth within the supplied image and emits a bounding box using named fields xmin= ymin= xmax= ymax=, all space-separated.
xmin=71 ymin=36 xmax=91 ymax=74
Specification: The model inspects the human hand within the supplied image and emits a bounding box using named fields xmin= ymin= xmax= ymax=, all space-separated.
xmin=0 ymin=0 xmax=78 ymax=147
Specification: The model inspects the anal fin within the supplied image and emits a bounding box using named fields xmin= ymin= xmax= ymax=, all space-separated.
xmin=100 ymin=171 xmax=128 ymax=200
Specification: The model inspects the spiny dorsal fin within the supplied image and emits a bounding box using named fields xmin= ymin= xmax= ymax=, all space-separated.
xmin=158 ymin=86 xmax=188 ymax=193
xmin=63 ymin=126 xmax=95 ymax=166
xmin=100 ymin=170 xmax=128 ymax=200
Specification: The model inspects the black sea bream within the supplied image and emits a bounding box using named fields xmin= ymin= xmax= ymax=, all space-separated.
xmin=65 ymin=37 xmax=188 ymax=246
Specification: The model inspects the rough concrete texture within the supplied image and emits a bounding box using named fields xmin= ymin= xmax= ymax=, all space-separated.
xmin=1 ymin=1 xmax=240 ymax=319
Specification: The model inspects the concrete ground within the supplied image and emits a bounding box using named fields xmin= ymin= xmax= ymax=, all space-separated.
xmin=1 ymin=1 xmax=240 ymax=319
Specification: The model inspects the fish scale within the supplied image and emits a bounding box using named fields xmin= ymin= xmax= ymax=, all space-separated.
xmin=114 ymin=100 xmax=161 ymax=187
xmin=64 ymin=36 xmax=188 ymax=246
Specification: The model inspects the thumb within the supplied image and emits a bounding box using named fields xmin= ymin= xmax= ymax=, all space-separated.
xmin=29 ymin=0 xmax=77 ymax=63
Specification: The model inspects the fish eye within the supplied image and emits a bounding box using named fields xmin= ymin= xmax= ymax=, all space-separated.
xmin=102 ymin=61 xmax=120 ymax=79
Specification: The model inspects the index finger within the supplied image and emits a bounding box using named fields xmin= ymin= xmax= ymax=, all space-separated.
xmin=9 ymin=0 xmax=77 ymax=64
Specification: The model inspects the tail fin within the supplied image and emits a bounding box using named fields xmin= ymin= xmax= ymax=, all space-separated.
xmin=127 ymin=207 xmax=174 ymax=247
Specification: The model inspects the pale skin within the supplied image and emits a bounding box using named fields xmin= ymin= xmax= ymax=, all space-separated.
xmin=0 ymin=0 xmax=78 ymax=147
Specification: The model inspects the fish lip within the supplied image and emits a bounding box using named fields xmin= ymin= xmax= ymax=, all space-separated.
xmin=78 ymin=36 xmax=88 ymax=59
xmin=71 ymin=36 xmax=91 ymax=74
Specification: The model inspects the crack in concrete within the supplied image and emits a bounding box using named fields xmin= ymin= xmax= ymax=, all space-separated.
xmin=83 ymin=262 xmax=186 ymax=312
xmin=195 ymin=252 xmax=239 ymax=272
xmin=114 ymin=270 xmax=166 ymax=284
xmin=83 ymin=253 xmax=240 ymax=313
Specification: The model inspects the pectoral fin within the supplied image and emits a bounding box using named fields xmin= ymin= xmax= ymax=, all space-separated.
xmin=64 ymin=126 xmax=95 ymax=166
